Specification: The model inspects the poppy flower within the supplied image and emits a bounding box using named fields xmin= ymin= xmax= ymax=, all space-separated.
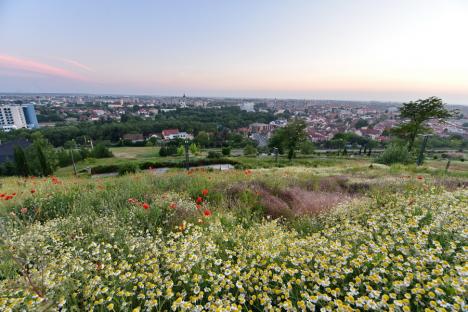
xmin=0 ymin=194 xmax=4 ymax=198
xmin=417 ymin=175 xmax=423 ymax=180
xmin=201 ymin=189 xmax=209 ymax=196
xmin=20 ymin=207 xmax=28 ymax=214
xmin=196 ymin=204 xmax=201 ymax=210
xmin=31 ymin=189 xmax=36 ymax=194
xmin=169 ymin=202 xmax=177 ymax=209
xmin=203 ymin=209 xmax=212 ymax=217
xmin=196 ymin=196 xmax=203 ymax=204
xmin=12 ymin=193 xmax=16 ymax=196
xmin=142 ymin=203 xmax=150 ymax=209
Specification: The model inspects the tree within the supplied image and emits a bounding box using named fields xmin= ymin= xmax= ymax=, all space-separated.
xmin=393 ymin=97 xmax=456 ymax=151
xmin=354 ymin=119 xmax=369 ymax=129
xmin=13 ymin=146 xmax=30 ymax=176
xmin=243 ymin=144 xmax=257 ymax=156
xmin=221 ymin=146 xmax=231 ymax=156
xmin=300 ymin=141 xmax=315 ymax=155
xmin=90 ymin=144 xmax=113 ymax=158
xmin=177 ymin=145 xmax=185 ymax=156
xmin=189 ymin=143 xmax=200 ymax=155
xmin=36 ymin=145 xmax=53 ymax=176
xmin=269 ymin=119 xmax=307 ymax=160
xmin=195 ymin=131 xmax=210 ymax=148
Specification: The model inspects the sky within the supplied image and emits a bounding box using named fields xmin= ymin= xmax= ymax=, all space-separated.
xmin=0 ymin=0 xmax=467 ymax=104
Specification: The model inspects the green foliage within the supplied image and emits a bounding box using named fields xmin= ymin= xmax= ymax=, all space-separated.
xmin=118 ymin=163 xmax=138 ymax=176
xmin=189 ymin=143 xmax=200 ymax=155
xmin=221 ymin=146 xmax=231 ymax=156
xmin=159 ymin=145 xmax=178 ymax=157
xmin=393 ymin=97 xmax=456 ymax=151
xmin=354 ymin=118 xmax=369 ymax=129
xmin=300 ymin=141 xmax=315 ymax=155
xmin=176 ymin=145 xmax=185 ymax=156
xmin=13 ymin=146 xmax=30 ymax=176
xmin=207 ymin=151 xmax=222 ymax=159
xmin=243 ymin=144 xmax=257 ymax=156
xmin=269 ymin=119 xmax=307 ymax=160
xmin=90 ymin=144 xmax=113 ymax=158
xmin=376 ymin=144 xmax=411 ymax=165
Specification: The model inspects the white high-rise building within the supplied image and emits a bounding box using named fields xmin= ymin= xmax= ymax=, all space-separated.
xmin=0 ymin=104 xmax=39 ymax=131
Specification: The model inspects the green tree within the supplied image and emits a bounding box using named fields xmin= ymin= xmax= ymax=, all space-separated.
xmin=354 ymin=119 xmax=369 ymax=129
xmin=393 ymin=97 xmax=456 ymax=151
xmin=177 ymin=145 xmax=185 ymax=156
xmin=243 ymin=144 xmax=257 ymax=156
xmin=90 ymin=144 xmax=113 ymax=158
xmin=13 ymin=146 xmax=30 ymax=176
xmin=195 ymin=131 xmax=210 ymax=147
xmin=36 ymin=145 xmax=53 ymax=176
xmin=269 ymin=119 xmax=307 ymax=160
xmin=300 ymin=141 xmax=315 ymax=155
xmin=221 ymin=146 xmax=231 ymax=156
xmin=189 ymin=143 xmax=200 ymax=155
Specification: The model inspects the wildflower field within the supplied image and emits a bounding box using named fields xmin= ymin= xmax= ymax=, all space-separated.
xmin=0 ymin=164 xmax=467 ymax=311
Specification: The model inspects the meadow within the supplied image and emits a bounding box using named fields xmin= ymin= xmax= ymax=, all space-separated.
xmin=0 ymin=157 xmax=467 ymax=311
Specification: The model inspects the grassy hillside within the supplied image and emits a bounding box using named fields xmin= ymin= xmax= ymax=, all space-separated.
xmin=0 ymin=164 xmax=467 ymax=311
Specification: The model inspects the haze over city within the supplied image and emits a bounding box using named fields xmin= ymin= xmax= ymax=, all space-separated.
xmin=1 ymin=0 xmax=468 ymax=104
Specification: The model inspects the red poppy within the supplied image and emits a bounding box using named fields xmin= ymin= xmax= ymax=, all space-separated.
xmin=142 ymin=203 xmax=150 ymax=209
xmin=169 ymin=202 xmax=177 ymax=209
xmin=196 ymin=204 xmax=201 ymax=210
xmin=31 ymin=189 xmax=36 ymax=194
xmin=201 ymin=189 xmax=209 ymax=196
xmin=417 ymin=175 xmax=423 ymax=180
xmin=203 ymin=209 xmax=212 ymax=217
xmin=12 ymin=193 xmax=16 ymax=196
xmin=196 ymin=196 xmax=203 ymax=204
xmin=0 ymin=194 xmax=4 ymax=198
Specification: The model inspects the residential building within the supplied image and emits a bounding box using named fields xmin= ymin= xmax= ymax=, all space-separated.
xmin=0 ymin=104 xmax=39 ymax=130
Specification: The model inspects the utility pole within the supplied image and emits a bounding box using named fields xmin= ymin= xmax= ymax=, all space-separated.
xmin=416 ymin=135 xmax=431 ymax=166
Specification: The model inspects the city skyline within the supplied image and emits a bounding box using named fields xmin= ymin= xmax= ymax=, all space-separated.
xmin=1 ymin=0 xmax=468 ymax=104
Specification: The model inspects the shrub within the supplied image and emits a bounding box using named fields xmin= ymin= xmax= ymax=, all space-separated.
xmin=221 ymin=147 xmax=231 ymax=156
xmin=376 ymin=144 xmax=411 ymax=165
xmin=90 ymin=144 xmax=113 ymax=158
xmin=118 ymin=163 xmax=138 ymax=175
xmin=207 ymin=151 xmax=222 ymax=159
xmin=243 ymin=144 xmax=257 ymax=156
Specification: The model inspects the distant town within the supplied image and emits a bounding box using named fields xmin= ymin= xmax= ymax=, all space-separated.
xmin=1 ymin=94 xmax=467 ymax=147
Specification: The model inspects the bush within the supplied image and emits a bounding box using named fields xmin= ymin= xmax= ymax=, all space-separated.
xmin=90 ymin=144 xmax=113 ymax=158
xmin=244 ymin=145 xmax=257 ymax=156
xmin=221 ymin=147 xmax=231 ymax=156
xmin=118 ymin=163 xmax=138 ymax=175
xmin=159 ymin=146 xmax=178 ymax=157
xmin=207 ymin=151 xmax=222 ymax=159
xmin=376 ymin=144 xmax=411 ymax=165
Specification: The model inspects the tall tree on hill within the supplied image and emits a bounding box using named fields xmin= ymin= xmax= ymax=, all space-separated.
xmin=392 ymin=97 xmax=456 ymax=151
xmin=13 ymin=146 xmax=30 ymax=176
xmin=269 ymin=119 xmax=308 ymax=160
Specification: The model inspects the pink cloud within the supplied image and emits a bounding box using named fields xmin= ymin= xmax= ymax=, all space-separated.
xmin=60 ymin=58 xmax=94 ymax=72
xmin=0 ymin=54 xmax=87 ymax=80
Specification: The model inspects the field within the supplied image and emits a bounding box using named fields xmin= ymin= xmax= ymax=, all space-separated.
xmin=0 ymin=156 xmax=467 ymax=311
